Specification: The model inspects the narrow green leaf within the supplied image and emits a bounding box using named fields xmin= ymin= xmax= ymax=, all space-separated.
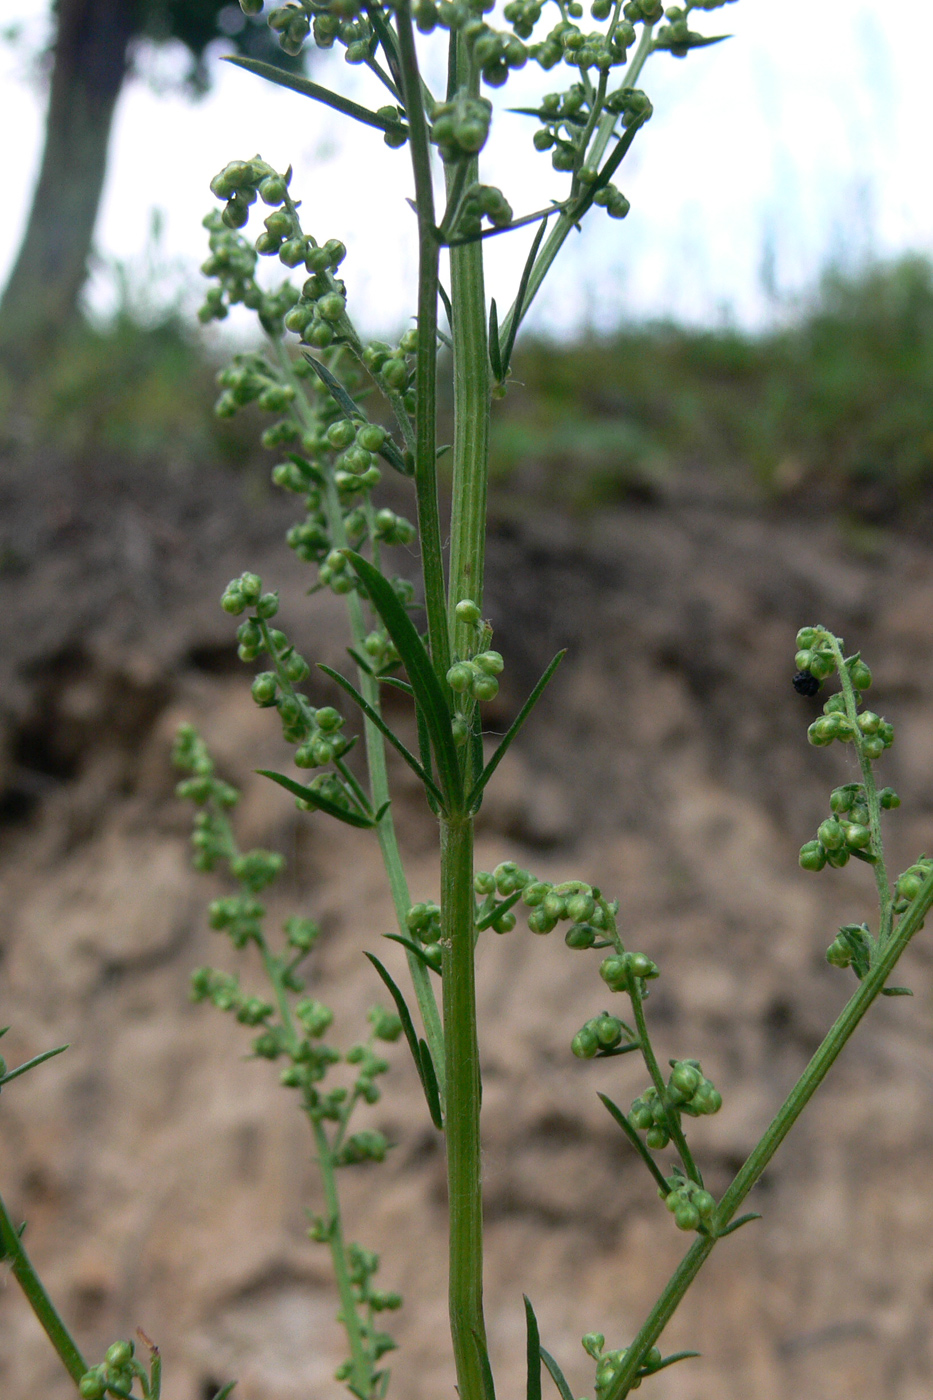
xmin=0 ymin=1044 xmax=69 ymax=1088
xmin=380 ymin=676 xmax=414 ymax=697
xmin=223 ymin=56 xmax=408 ymax=136
xmin=882 ymin=985 xmax=913 ymax=996
xmin=644 ymin=1350 xmax=701 ymax=1375
xmin=717 ymin=1212 xmax=761 ymax=1238
xmin=652 ymin=31 xmax=729 ymax=53
xmin=210 ymin=1384 xmax=237 ymax=1400
xmin=418 ymin=1038 xmax=444 ymax=1130
xmin=540 ymin=1349 xmax=574 ymax=1400
xmin=467 ymin=652 xmax=565 ymax=810
xmin=524 ymin=1296 xmax=542 ymax=1400
xmin=472 ymin=1331 xmax=497 ymax=1400
xmin=507 ymin=106 xmax=587 ymax=127
xmin=500 ymin=214 xmax=552 ymax=376
xmin=302 ymin=354 xmax=411 ymax=476
xmin=489 ymin=298 xmax=503 ymax=382
xmin=365 ymin=954 xmax=440 ymax=1124
xmin=475 ymin=889 xmax=523 ymax=932
xmin=347 ymin=646 xmax=375 ymax=676
xmin=597 ymin=1092 xmax=671 ymax=1193
xmin=344 ymin=553 xmax=462 ymax=809
xmin=318 ymin=663 xmax=445 ymax=807
xmin=286 ymin=451 xmax=326 ymax=486
xmin=257 ymin=769 xmax=376 ymax=828
xmin=362 ymin=1 xmax=404 ymax=90
xmin=384 ymin=932 xmax=442 ymax=974
xmin=438 ymin=281 xmax=454 ymax=327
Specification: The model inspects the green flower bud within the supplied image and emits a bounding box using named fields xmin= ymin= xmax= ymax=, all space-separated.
xmin=421 ymin=942 xmax=444 ymax=970
xmin=522 ymin=881 xmax=551 ymax=906
xmin=798 ymin=839 xmax=827 ymax=871
xmin=629 ymin=952 xmax=658 ymax=979
xmin=693 ymin=1189 xmax=716 ymax=1219
xmin=79 ymin=1374 xmax=106 ymax=1400
xmin=826 ymin=846 xmax=851 ymax=868
xmin=857 ymin=710 xmax=881 ymax=735
xmin=848 ymin=659 xmax=872 ymax=689
xmin=105 ymin=1341 xmax=134 ymax=1368
xmin=565 ymin=922 xmax=597 ymax=949
xmin=807 ymin=717 xmax=836 ymax=747
xmin=844 ymin=822 xmax=871 ymax=850
xmin=285 ymin=916 xmax=320 ymax=950
xmin=817 ymin=818 xmax=845 ymax=851
xmin=581 ymin=1332 xmax=605 ymax=1360
xmin=474 ymin=649 xmax=504 ymax=675
xmin=599 ymin=955 xmax=628 ymax=991
xmin=796 ymin=626 xmax=819 ymax=649
xmin=492 ymin=911 xmax=517 ymax=933
xmin=862 ymin=736 xmax=885 ymax=761
xmin=527 ymin=907 xmax=558 ymax=934
xmin=296 ymin=998 xmax=334 ymax=1037
xmin=594 ymin=1013 xmax=623 ymax=1048
xmin=252 ymin=672 xmax=278 ymax=705
xmin=645 ymin=1125 xmax=669 ymax=1150
xmin=471 ymin=673 xmax=499 ymax=702
xmin=668 ymin=1061 xmax=701 ymax=1100
xmin=316 ymin=706 xmax=343 ymax=731
xmin=830 ymin=785 xmax=858 ymax=813
xmin=825 ymin=937 xmax=851 ymax=968
xmin=571 ymin=1025 xmax=600 ymax=1058
xmin=674 ymin=1200 xmax=700 ymax=1231
xmin=879 ymin=787 xmax=900 ymax=809
xmin=222 ymin=584 xmax=246 ymax=614
xmin=447 ymin=662 xmax=474 ymax=693
xmin=474 ymin=870 xmax=496 ymax=895
xmin=455 ymin=598 xmax=482 ymax=623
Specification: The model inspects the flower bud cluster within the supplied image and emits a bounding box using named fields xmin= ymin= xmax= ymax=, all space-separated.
xmin=473 ymin=863 xmax=618 ymax=941
xmin=661 ymin=1170 xmax=716 ymax=1233
xmin=584 ymin=1332 xmax=663 ymax=1396
xmin=799 ymin=784 xmax=899 ymax=875
xmin=406 ymin=901 xmax=444 ymax=969
xmin=329 ymin=1243 xmax=400 ymax=1384
xmin=894 ymin=855 xmax=933 ymax=915
xmin=79 ymin=1342 xmax=139 ymax=1400
xmin=172 ymin=723 xmax=240 ymax=810
xmin=532 ymin=17 xmax=635 ymax=74
xmin=571 ymin=1011 xmax=631 ymax=1058
xmin=599 ymin=949 xmax=659 ymax=990
xmin=447 ymin=648 xmax=504 ymax=704
xmin=361 ymin=332 xmax=418 ymax=410
xmin=630 ymin=1060 xmax=721 ymax=1149
xmin=455 ymin=183 xmax=514 ymax=237
xmin=430 ymin=92 xmax=493 ymax=160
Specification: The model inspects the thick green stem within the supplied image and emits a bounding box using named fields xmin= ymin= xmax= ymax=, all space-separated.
xmin=395 ymin=0 xmax=451 ymax=681
xmin=0 ymin=1191 xmax=88 ymax=1384
xmin=604 ymin=866 xmax=933 ymax=1399
xmin=441 ymin=815 xmax=487 ymax=1400
xmin=445 ymin=53 xmax=490 ymax=672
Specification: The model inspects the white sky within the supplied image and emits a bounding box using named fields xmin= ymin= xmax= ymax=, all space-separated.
xmin=3 ymin=1 xmax=933 ymax=338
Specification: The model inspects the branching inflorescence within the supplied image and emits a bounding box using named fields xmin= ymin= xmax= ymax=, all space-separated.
xmin=3 ymin=4 xmax=933 ymax=1400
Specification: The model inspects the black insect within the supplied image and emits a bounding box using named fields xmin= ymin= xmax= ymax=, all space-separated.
xmin=793 ymin=669 xmax=821 ymax=697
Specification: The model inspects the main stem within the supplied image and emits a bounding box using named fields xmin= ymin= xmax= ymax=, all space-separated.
xmin=441 ymin=815 xmax=487 ymax=1400
xmin=439 ymin=30 xmax=492 ymax=1395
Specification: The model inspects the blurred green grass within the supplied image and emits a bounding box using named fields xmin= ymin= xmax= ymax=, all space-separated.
xmin=5 ymin=253 xmax=933 ymax=521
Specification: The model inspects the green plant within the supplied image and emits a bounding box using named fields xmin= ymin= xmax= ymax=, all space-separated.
xmin=3 ymin=3 xmax=933 ymax=1400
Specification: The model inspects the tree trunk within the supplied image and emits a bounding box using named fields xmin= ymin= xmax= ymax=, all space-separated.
xmin=0 ymin=0 xmax=139 ymax=375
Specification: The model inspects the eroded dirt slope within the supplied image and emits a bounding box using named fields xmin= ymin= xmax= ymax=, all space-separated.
xmin=1 ymin=453 xmax=933 ymax=1400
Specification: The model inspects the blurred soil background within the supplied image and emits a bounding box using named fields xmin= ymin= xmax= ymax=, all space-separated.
xmin=2 ymin=257 xmax=933 ymax=1400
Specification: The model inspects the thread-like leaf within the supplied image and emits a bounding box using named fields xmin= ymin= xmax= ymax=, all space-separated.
xmin=303 ymin=355 xmax=411 ymax=476
xmin=540 ymin=1349 xmax=574 ymax=1400
xmin=0 ymin=1044 xmax=68 ymax=1088
xmin=597 ymin=1092 xmax=671 ymax=1193
xmin=644 ymin=1350 xmax=701 ymax=1374
xmin=344 ymin=553 xmax=462 ymax=809
xmin=467 ymin=652 xmax=565 ymax=810
xmin=224 ymin=56 xmax=408 ymax=137
xmin=500 ymin=214 xmax=552 ymax=377
xmin=418 ymin=1038 xmax=444 ymax=1130
xmin=475 ymin=889 xmax=523 ymax=932
xmin=716 ymin=1212 xmax=761 ymax=1239
xmin=524 ymin=1296 xmax=542 ymax=1400
xmin=365 ymin=953 xmax=441 ymax=1127
xmin=488 ymin=298 xmax=503 ymax=381
xmin=384 ymin=933 xmax=442 ymax=975
xmin=210 ymin=1385 xmax=237 ymax=1400
xmin=319 ymin=664 xmax=445 ymax=806
xmin=257 ymin=769 xmax=376 ymax=828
